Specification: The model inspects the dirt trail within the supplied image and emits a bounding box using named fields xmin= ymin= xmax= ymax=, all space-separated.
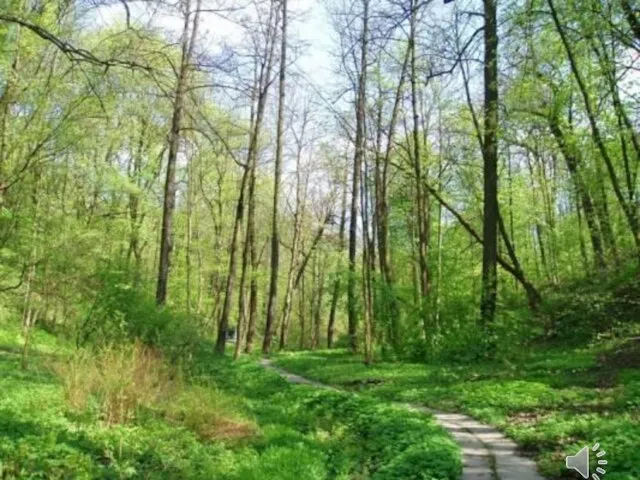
xmin=260 ymin=358 xmax=545 ymax=480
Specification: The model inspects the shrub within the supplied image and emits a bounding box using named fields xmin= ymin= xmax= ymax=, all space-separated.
xmin=76 ymin=268 xmax=201 ymax=359
xmin=373 ymin=440 xmax=463 ymax=480
xmin=55 ymin=342 xmax=178 ymax=424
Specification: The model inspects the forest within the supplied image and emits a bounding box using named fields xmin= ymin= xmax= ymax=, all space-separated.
xmin=0 ymin=0 xmax=639 ymax=479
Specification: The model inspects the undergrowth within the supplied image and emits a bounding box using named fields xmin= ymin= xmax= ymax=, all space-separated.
xmin=274 ymin=341 xmax=640 ymax=480
xmin=0 ymin=322 xmax=461 ymax=479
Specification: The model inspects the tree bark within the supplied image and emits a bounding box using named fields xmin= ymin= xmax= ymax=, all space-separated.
xmin=264 ymin=0 xmax=288 ymax=354
xmin=217 ymin=1 xmax=279 ymax=354
xmin=409 ymin=0 xmax=431 ymax=338
xmin=156 ymin=0 xmax=201 ymax=305
xmin=480 ymin=0 xmax=499 ymax=332
xmin=216 ymin=166 xmax=249 ymax=354
xmin=327 ymin=168 xmax=348 ymax=348
xmin=347 ymin=0 xmax=369 ymax=353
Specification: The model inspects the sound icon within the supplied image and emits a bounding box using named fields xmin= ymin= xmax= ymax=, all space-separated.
xmin=566 ymin=443 xmax=608 ymax=480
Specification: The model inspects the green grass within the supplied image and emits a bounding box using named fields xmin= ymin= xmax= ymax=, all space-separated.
xmin=273 ymin=342 xmax=640 ymax=480
xmin=0 ymin=322 xmax=461 ymax=479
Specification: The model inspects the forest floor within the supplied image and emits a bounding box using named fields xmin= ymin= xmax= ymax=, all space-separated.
xmin=262 ymin=358 xmax=544 ymax=480
xmin=273 ymin=341 xmax=640 ymax=480
xmin=0 ymin=323 xmax=461 ymax=479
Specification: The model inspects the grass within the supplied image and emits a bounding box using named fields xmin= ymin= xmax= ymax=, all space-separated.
xmin=273 ymin=340 xmax=640 ymax=480
xmin=0 ymin=321 xmax=461 ymax=479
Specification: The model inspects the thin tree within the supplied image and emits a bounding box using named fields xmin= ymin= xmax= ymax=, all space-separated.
xmin=216 ymin=0 xmax=280 ymax=354
xmin=347 ymin=0 xmax=370 ymax=352
xmin=156 ymin=0 xmax=202 ymax=305
xmin=264 ymin=0 xmax=288 ymax=354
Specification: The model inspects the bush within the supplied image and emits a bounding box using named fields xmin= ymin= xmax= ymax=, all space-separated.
xmin=373 ymin=440 xmax=463 ymax=480
xmin=55 ymin=342 xmax=178 ymax=424
xmin=542 ymin=267 xmax=640 ymax=342
xmin=76 ymin=269 xmax=201 ymax=358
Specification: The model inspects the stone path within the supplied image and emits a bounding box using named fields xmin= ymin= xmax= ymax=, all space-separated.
xmin=260 ymin=359 xmax=545 ymax=480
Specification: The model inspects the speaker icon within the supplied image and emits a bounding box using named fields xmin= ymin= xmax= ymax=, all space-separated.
xmin=566 ymin=443 xmax=608 ymax=480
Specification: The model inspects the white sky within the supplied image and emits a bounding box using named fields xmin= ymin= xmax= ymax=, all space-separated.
xmin=92 ymin=0 xmax=335 ymax=91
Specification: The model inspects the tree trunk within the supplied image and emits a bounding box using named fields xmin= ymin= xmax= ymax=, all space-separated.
xmin=375 ymin=44 xmax=409 ymax=351
xmin=217 ymin=2 xmax=279 ymax=353
xmin=480 ymin=0 xmax=499 ymax=333
xmin=409 ymin=0 xmax=431 ymax=338
xmin=234 ymin=218 xmax=250 ymax=360
xmin=216 ymin=166 xmax=250 ymax=354
xmin=156 ymin=0 xmax=201 ymax=305
xmin=347 ymin=0 xmax=369 ymax=353
xmin=264 ymin=0 xmax=288 ymax=354
xmin=328 ymin=168 xmax=348 ymax=348
xmin=247 ymin=168 xmax=259 ymax=354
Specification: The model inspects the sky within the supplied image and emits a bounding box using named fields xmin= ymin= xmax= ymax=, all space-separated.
xmin=92 ymin=0 xmax=336 ymax=92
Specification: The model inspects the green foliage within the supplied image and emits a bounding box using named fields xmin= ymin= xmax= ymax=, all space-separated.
xmin=232 ymin=446 xmax=328 ymax=480
xmin=541 ymin=266 xmax=640 ymax=342
xmin=373 ymin=440 xmax=462 ymax=480
xmin=0 ymin=324 xmax=463 ymax=479
xmin=76 ymin=268 xmax=201 ymax=359
xmin=275 ymin=345 xmax=640 ymax=480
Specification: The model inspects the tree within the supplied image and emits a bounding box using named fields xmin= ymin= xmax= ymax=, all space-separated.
xmin=347 ymin=0 xmax=370 ymax=353
xmin=480 ymin=0 xmax=499 ymax=334
xmin=264 ymin=0 xmax=288 ymax=354
xmin=156 ymin=0 xmax=202 ymax=305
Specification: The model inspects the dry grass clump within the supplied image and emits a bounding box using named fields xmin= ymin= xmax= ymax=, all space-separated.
xmin=55 ymin=344 xmax=257 ymax=442
xmin=55 ymin=341 xmax=178 ymax=424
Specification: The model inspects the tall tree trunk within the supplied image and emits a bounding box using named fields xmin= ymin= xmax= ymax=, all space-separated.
xmin=409 ymin=0 xmax=431 ymax=338
xmin=185 ymin=150 xmax=194 ymax=314
xmin=575 ymin=192 xmax=590 ymax=271
xmin=235 ymin=218 xmax=250 ymax=360
xmin=525 ymin=152 xmax=550 ymax=281
xmin=361 ymin=155 xmax=375 ymax=364
xmin=128 ymin=120 xmax=146 ymax=285
xmin=279 ymin=140 xmax=306 ymax=350
xmin=480 ymin=0 xmax=499 ymax=332
xmin=299 ymin=272 xmax=306 ymax=350
xmin=347 ymin=0 xmax=369 ymax=353
xmin=375 ymin=44 xmax=409 ymax=351
xmin=593 ymin=161 xmax=619 ymax=263
xmin=217 ymin=1 xmax=279 ymax=354
xmin=264 ymin=0 xmax=288 ymax=354
xmin=246 ymin=168 xmax=259 ymax=353
xmin=216 ymin=166 xmax=250 ymax=354
xmin=434 ymin=115 xmax=445 ymax=328
xmin=311 ymin=252 xmax=325 ymax=350
xmin=156 ymin=0 xmax=201 ymax=305
xmin=327 ymin=168 xmax=348 ymax=348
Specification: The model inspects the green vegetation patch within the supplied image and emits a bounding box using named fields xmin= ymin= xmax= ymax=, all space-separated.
xmin=0 ymin=325 xmax=461 ymax=479
xmin=274 ymin=344 xmax=640 ymax=480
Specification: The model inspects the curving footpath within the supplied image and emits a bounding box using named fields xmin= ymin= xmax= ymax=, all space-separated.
xmin=260 ymin=358 xmax=545 ymax=480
